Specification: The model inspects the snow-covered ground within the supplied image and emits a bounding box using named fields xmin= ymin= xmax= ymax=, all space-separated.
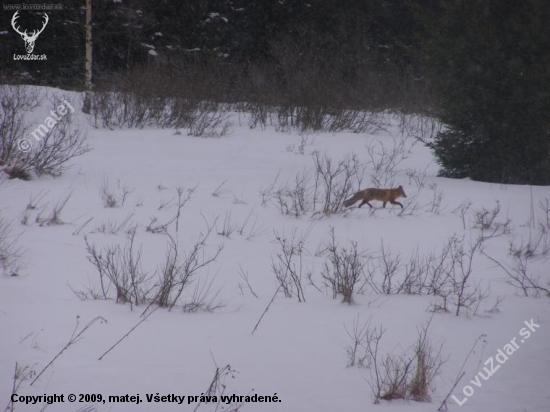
xmin=1 ymin=88 xmax=549 ymax=412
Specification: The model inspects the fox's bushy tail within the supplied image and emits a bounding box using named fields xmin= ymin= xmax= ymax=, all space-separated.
xmin=343 ymin=192 xmax=362 ymax=207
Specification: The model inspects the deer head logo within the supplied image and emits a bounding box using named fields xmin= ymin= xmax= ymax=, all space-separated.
xmin=11 ymin=11 xmax=49 ymax=54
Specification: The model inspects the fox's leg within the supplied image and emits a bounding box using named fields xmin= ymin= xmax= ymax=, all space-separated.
xmin=390 ymin=200 xmax=404 ymax=208
xmin=358 ymin=200 xmax=372 ymax=208
xmin=383 ymin=201 xmax=387 ymax=208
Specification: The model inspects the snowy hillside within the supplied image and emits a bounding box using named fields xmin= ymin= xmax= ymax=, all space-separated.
xmin=1 ymin=87 xmax=549 ymax=412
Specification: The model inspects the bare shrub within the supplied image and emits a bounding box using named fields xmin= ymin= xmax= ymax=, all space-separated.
xmin=0 ymin=218 xmax=25 ymax=277
xmin=237 ymin=209 xmax=267 ymax=241
xmin=272 ymin=169 xmax=312 ymax=217
xmin=94 ymin=214 xmax=135 ymax=236
xmin=376 ymin=240 xmax=402 ymax=294
xmin=271 ymin=227 xmax=312 ymax=302
xmin=148 ymin=185 xmax=196 ymax=234
xmin=146 ymin=216 xmax=175 ymax=234
xmin=452 ymin=200 xmax=473 ymax=230
xmin=153 ymin=231 xmax=223 ymax=310
xmin=426 ymin=182 xmax=445 ymax=214
xmin=68 ymin=278 xmax=105 ymax=301
xmin=265 ymin=152 xmax=367 ymax=217
xmin=195 ymin=363 xmax=242 ymax=411
xmin=327 ymin=109 xmax=387 ymax=134
xmin=85 ymin=230 xmax=150 ymax=307
xmin=187 ymin=101 xmax=232 ymax=138
xmin=1 ymin=87 xmax=89 ymax=179
xmin=86 ymin=228 xmax=223 ymax=311
xmin=408 ymin=321 xmax=446 ymax=402
xmin=286 ymin=134 xmax=312 ymax=155
xmin=366 ymin=137 xmax=412 ymax=188
xmin=0 ymin=85 xmax=40 ymax=176
xmin=232 ymin=193 xmax=248 ymax=205
xmin=162 ymin=97 xmax=195 ymax=129
xmin=86 ymin=87 xmax=232 ymax=137
xmin=268 ymin=104 xmax=387 ymax=134
xmin=375 ymin=351 xmax=415 ymax=401
xmin=85 ymin=90 xmax=137 ymax=129
xmin=484 ymin=295 xmax=505 ymax=313
xmin=259 ymin=171 xmax=280 ymax=207
xmin=247 ymin=101 xmax=270 ymax=130
xmin=148 ymin=237 xmax=180 ymax=308
xmin=345 ymin=314 xmax=376 ymax=368
xmin=472 ymin=201 xmax=501 ymax=230
xmin=321 ymin=228 xmax=369 ymax=304
xmin=36 ymin=192 xmax=72 ymax=226
xmin=423 ymin=239 xmax=458 ymax=300
xmin=31 ymin=316 xmax=106 ymax=386
xmin=358 ymin=235 xmax=489 ymax=315
xmin=103 ymin=184 xmax=120 ymax=208
xmin=73 ymin=217 xmax=94 ymax=235
xmin=472 ymin=201 xmax=512 ymax=241
xmin=508 ymin=225 xmax=550 ymax=259
xmin=274 ymin=104 xmax=326 ymax=133
xmin=158 ymin=197 xmax=174 ymax=211
xmin=20 ymin=210 xmax=30 ymax=227
xmin=4 ymin=363 xmax=36 ymax=412
xmin=251 ymin=285 xmax=281 ymax=335
xmin=217 ymin=212 xmax=236 ymax=238
xmin=313 ymin=151 xmax=366 ymax=215
xmin=212 ymin=180 xmax=230 ymax=198
xmin=445 ymin=236 xmax=488 ymax=316
xmin=366 ymin=242 xmax=429 ymax=296
xmin=20 ymin=190 xmax=49 ymax=225
xmin=539 ymin=198 xmax=550 ymax=229
xmin=394 ymin=112 xmax=443 ymax=144
xmin=28 ymin=95 xmax=90 ymax=177
xmin=395 ymin=248 xmax=431 ymax=295
xmin=182 ymin=275 xmax=226 ymax=313
xmin=100 ymin=178 xmax=133 ymax=208
xmin=237 ymin=264 xmax=258 ymax=298
xmin=406 ymin=166 xmax=429 ymax=190
xmin=174 ymin=185 xmax=196 ymax=232
xmin=485 ymin=248 xmax=550 ymax=297
xmin=85 ymin=85 xmax=168 ymax=129
xmin=367 ymin=318 xmax=445 ymax=404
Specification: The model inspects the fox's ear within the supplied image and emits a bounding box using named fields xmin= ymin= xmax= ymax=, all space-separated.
xmin=399 ymin=185 xmax=403 ymax=189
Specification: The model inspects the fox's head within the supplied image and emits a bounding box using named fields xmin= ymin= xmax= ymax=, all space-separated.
xmin=398 ymin=185 xmax=407 ymax=198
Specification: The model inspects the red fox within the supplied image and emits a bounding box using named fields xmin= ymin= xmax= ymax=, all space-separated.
xmin=343 ymin=186 xmax=407 ymax=209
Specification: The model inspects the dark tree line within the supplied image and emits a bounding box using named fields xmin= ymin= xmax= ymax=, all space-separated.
xmin=0 ymin=0 xmax=548 ymax=184
xmin=424 ymin=0 xmax=550 ymax=185
xmin=1 ymin=1 xmax=425 ymax=100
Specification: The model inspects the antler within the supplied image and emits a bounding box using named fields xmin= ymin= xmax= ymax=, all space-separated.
xmin=11 ymin=11 xmax=49 ymax=40
xmin=28 ymin=13 xmax=49 ymax=40
xmin=11 ymin=11 xmax=26 ymax=37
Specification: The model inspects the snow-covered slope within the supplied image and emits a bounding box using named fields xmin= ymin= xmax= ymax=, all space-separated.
xmin=1 ymin=87 xmax=549 ymax=412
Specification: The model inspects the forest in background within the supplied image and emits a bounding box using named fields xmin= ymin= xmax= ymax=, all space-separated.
xmin=1 ymin=0 xmax=549 ymax=184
